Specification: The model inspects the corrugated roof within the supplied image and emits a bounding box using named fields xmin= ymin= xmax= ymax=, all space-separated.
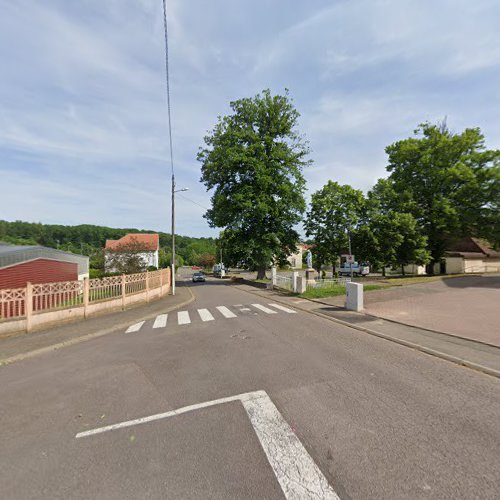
xmin=0 ymin=243 xmax=89 ymax=274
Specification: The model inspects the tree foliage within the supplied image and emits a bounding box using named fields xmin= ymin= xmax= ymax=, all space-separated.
xmin=0 ymin=220 xmax=216 ymax=270
xmin=304 ymin=181 xmax=365 ymax=271
xmin=384 ymin=122 xmax=500 ymax=264
xmin=105 ymin=238 xmax=151 ymax=274
xmin=199 ymin=89 xmax=311 ymax=278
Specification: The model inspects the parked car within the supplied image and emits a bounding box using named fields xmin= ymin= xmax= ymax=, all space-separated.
xmin=192 ymin=271 xmax=206 ymax=282
xmin=339 ymin=262 xmax=370 ymax=277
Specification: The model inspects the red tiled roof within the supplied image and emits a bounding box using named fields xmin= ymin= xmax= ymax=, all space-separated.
xmin=105 ymin=233 xmax=159 ymax=251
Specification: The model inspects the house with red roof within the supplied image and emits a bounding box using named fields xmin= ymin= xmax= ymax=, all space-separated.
xmin=104 ymin=233 xmax=159 ymax=272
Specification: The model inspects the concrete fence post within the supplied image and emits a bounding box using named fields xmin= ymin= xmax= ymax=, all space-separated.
xmin=292 ymin=271 xmax=299 ymax=293
xmin=121 ymin=274 xmax=126 ymax=310
xmin=296 ymin=276 xmax=306 ymax=294
xmin=146 ymin=271 xmax=150 ymax=302
xmin=271 ymin=267 xmax=277 ymax=287
xmin=83 ymin=277 xmax=89 ymax=319
xmin=25 ymin=282 xmax=33 ymax=333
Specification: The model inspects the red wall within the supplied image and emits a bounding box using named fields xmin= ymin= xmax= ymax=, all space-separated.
xmin=0 ymin=259 xmax=78 ymax=289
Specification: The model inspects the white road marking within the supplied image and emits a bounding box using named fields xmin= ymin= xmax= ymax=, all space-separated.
xmin=125 ymin=321 xmax=145 ymax=333
xmin=216 ymin=306 xmax=237 ymax=318
xmin=240 ymin=307 xmax=251 ymax=312
xmin=153 ymin=314 xmax=168 ymax=328
xmin=177 ymin=311 xmax=191 ymax=325
xmin=252 ymin=303 xmax=278 ymax=314
xmin=198 ymin=308 xmax=215 ymax=322
xmin=268 ymin=303 xmax=297 ymax=314
xmin=242 ymin=395 xmax=340 ymax=500
xmin=76 ymin=391 xmax=262 ymax=438
xmin=75 ymin=390 xmax=339 ymax=499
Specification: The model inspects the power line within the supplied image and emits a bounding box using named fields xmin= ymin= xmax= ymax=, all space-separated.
xmin=161 ymin=0 xmax=175 ymax=178
xmin=177 ymin=192 xmax=209 ymax=211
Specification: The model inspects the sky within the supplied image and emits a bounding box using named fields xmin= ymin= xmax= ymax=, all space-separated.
xmin=1 ymin=0 xmax=499 ymax=238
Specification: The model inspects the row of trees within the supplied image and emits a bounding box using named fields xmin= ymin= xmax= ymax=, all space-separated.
xmin=198 ymin=90 xmax=500 ymax=277
xmin=0 ymin=221 xmax=217 ymax=272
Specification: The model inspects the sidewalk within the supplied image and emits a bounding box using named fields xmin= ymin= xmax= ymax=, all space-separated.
xmin=235 ymin=284 xmax=500 ymax=378
xmin=0 ymin=284 xmax=194 ymax=365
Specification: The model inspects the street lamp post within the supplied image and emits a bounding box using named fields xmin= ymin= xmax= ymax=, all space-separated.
xmin=171 ymin=184 xmax=188 ymax=296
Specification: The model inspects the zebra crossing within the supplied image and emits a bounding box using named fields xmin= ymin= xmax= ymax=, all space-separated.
xmin=125 ymin=302 xmax=297 ymax=333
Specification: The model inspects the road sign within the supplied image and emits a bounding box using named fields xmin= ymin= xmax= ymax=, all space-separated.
xmin=346 ymin=254 xmax=355 ymax=264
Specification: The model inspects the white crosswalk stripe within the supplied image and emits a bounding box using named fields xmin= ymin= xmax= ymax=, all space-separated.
xmin=178 ymin=311 xmax=191 ymax=325
xmin=251 ymin=303 xmax=278 ymax=314
xmin=216 ymin=306 xmax=237 ymax=318
xmin=268 ymin=303 xmax=297 ymax=314
xmin=153 ymin=314 xmax=168 ymax=328
xmin=126 ymin=321 xmax=145 ymax=333
xmin=198 ymin=308 xmax=215 ymax=322
xmin=125 ymin=303 xmax=301 ymax=333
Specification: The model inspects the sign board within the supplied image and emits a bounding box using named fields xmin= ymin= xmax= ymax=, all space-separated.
xmin=346 ymin=254 xmax=355 ymax=264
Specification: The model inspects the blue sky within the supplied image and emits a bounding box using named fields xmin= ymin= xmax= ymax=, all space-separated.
xmin=1 ymin=0 xmax=499 ymax=237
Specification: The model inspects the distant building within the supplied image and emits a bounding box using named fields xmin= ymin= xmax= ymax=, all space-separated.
xmin=287 ymin=243 xmax=314 ymax=269
xmin=0 ymin=243 xmax=89 ymax=289
xmin=444 ymin=237 xmax=500 ymax=274
xmin=105 ymin=233 xmax=159 ymax=272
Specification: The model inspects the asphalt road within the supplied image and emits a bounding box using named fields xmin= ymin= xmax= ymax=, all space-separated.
xmin=1 ymin=277 xmax=499 ymax=499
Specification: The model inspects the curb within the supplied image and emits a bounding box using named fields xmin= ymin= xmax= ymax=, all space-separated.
xmin=0 ymin=285 xmax=195 ymax=367
xmin=307 ymin=296 xmax=500 ymax=351
xmin=235 ymin=285 xmax=500 ymax=380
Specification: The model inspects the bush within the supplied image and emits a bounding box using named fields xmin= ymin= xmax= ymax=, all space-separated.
xmin=147 ymin=266 xmax=158 ymax=271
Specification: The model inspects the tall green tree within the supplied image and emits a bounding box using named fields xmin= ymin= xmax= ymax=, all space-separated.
xmin=304 ymin=181 xmax=365 ymax=273
xmin=385 ymin=122 xmax=500 ymax=269
xmin=199 ymin=89 xmax=311 ymax=279
xmin=352 ymin=179 xmax=430 ymax=275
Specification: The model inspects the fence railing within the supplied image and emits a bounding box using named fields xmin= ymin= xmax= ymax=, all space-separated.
xmin=305 ymin=277 xmax=351 ymax=291
xmin=0 ymin=269 xmax=171 ymax=327
xmin=275 ymin=274 xmax=293 ymax=291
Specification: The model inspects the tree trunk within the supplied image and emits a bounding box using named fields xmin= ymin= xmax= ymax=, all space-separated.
xmin=401 ymin=265 xmax=405 ymax=276
xmin=382 ymin=266 xmax=386 ymax=277
xmin=256 ymin=266 xmax=267 ymax=280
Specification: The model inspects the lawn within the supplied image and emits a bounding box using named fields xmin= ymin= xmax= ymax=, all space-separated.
xmin=300 ymin=284 xmax=385 ymax=299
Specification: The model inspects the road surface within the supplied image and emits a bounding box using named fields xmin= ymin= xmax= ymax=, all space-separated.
xmin=1 ymin=277 xmax=499 ymax=499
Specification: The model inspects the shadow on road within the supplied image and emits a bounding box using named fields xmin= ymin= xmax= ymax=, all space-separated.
xmin=441 ymin=275 xmax=500 ymax=289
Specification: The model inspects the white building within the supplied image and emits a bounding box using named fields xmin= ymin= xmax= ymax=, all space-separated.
xmin=105 ymin=233 xmax=159 ymax=272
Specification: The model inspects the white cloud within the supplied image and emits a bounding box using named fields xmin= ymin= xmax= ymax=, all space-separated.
xmin=0 ymin=0 xmax=499 ymax=236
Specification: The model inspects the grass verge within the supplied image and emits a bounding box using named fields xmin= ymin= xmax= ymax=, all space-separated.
xmin=300 ymin=284 xmax=385 ymax=299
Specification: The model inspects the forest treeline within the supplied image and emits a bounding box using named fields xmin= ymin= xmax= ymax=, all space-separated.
xmin=0 ymin=220 xmax=216 ymax=271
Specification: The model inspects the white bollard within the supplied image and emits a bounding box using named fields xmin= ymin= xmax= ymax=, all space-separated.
xmin=345 ymin=282 xmax=363 ymax=311
xmin=271 ymin=267 xmax=277 ymax=287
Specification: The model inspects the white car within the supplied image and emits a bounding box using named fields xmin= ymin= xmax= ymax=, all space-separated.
xmin=339 ymin=262 xmax=370 ymax=277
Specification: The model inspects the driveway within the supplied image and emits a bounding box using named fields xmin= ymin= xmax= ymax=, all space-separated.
xmin=364 ymin=275 xmax=500 ymax=347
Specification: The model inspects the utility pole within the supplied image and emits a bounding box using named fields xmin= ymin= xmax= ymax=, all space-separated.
xmin=348 ymin=230 xmax=353 ymax=279
xmin=171 ymin=175 xmax=176 ymax=295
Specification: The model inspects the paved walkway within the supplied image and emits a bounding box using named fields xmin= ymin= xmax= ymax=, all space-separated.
xmin=363 ymin=275 xmax=500 ymax=347
xmin=0 ymin=284 xmax=193 ymax=364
